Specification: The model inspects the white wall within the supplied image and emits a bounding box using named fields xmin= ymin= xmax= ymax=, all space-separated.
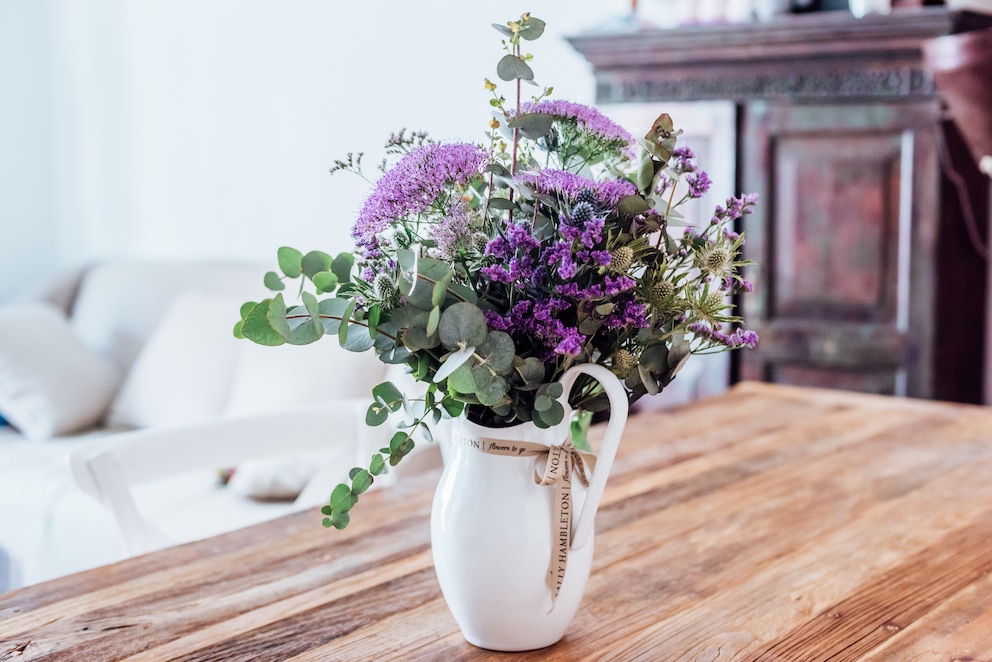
xmin=0 ymin=0 xmax=632 ymax=302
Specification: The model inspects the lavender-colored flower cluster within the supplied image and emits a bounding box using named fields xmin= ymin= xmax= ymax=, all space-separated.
xmin=519 ymin=169 xmax=636 ymax=207
xmin=518 ymin=99 xmax=634 ymax=145
xmin=352 ymin=142 xmax=487 ymax=257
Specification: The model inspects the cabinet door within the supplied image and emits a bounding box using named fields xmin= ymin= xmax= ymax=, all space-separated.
xmin=738 ymin=101 xmax=941 ymax=397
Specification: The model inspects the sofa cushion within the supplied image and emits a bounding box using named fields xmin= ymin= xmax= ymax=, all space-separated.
xmin=223 ymin=339 xmax=385 ymax=418
xmin=107 ymin=292 xmax=244 ymax=429
xmin=0 ymin=303 xmax=120 ymax=439
xmin=71 ymin=261 xmax=264 ymax=372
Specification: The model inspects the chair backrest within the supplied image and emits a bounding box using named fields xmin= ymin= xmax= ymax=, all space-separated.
xmin=70 ymin=399 xmax=377 ymax=556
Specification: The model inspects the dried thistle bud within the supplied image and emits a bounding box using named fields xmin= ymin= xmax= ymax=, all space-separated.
xmin=612 ymin=349 xmax=636 ymax=376
xmin=650 ymin=280 xmax=675 ymax=302
xmin=375 ymin=275 xmax=400 ymax=310
xmin=610 ymin=246 xmax=634 ymax=273
xmin=472 ymin=232 xmax=490 ymax=253
xmin=699 ymin=246 xmax=731 ymax=273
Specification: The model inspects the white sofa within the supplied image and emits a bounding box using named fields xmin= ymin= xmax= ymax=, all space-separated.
xmin=0 ymin=260 xmax=389 ymax=592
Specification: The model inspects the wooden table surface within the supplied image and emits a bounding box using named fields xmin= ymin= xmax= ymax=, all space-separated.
xmin=3 ymin=382 xmax=992 ymax=661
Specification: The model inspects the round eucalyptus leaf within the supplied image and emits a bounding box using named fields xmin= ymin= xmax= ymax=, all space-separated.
xmin=518 ymin=17 xmax=546 ymax=40
xmin=263 ymin=271 xmax=284 ymax=291
xmin=476 ymin=374 xmax=508 ymax=407
xmin=517 ymin=357 xmax=545 ymax=384
xmin=351 ymin=469 xmax=373 ymax=495
xmin=329 ymin=511 xmax=350 ymax=530
xmin=313 ymin=271 xmax=339 ymax=294
xmin=366 ymin=403 xmax=389 ymax=426
xmin=330 ymin=484 xmax=357 ymax=513
xmin=496 ymin=54 xmax=534 ymax=82
xmin=477 ymin=330 xmax=515 ymax=375
xmin=534 ymin=394 xmax=554 ymax=412
xmin=534 ymin=399 xmax=565 ymax=427
xmin=301 ymin=250 xmax=333 ymax=279
xmin=331 ymin=252 xmax=355 ymax=284
xmin=507 ymin=113 xmax=555 ymax=140
xmin=433 ymin=345 xmax=475 ymax=384
xmin=438 ymin=301 xmax=488 ymax=350
xmin=448 ymin=362 xmax=477 ymax=394
xmin=277 ymin=246 xmax=303 ymax=278
xmin=369 ymin=454 xmax=386 ymax=476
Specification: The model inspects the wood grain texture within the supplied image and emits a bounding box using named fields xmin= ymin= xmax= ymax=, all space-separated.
xmin=2 ymin=382 xmax=992 ymax=661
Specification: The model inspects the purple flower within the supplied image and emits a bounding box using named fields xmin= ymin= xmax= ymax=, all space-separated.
xmin=517 ymin=100 xmax=634 ymax=145
xmin=352 ymin=142 xmax=487 ymax=255
xmin=518 ymin=169 xmax=636 ymax=208
xmin=686 ymin=171 xmax=711 ymax=199
xmin=688 ymin=322 xmax=759 ymax=349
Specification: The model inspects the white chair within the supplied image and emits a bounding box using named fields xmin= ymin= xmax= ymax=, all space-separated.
xmin=69 ymin=400 xmax=386 ymax=556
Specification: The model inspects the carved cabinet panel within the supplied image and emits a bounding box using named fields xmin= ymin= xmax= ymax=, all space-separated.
xmin=739 ymin=101 xmax=942 ymax=397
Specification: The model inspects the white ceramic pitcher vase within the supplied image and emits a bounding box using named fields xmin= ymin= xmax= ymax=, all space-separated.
xmin=430 ymin=363 xmax=629 ymax=652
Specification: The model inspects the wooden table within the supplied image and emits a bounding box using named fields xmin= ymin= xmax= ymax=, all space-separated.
xmin=3 ymin=382 xmax=992 ymax=660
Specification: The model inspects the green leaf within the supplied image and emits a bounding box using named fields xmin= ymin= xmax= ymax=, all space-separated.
xmin=426 ymin=305 xmax=441 ymax=337
xmin=448 ymin=362 xmax=477 ymax=393
xmin=508 ymin=113 xmax=555 ymax=141
xmin=496 ymin=54 xmax=534 ymax=82
xmin=389 ymin=431 xmax=409 ymax=454
xmin=240 ymin=301 xmax=284 ymax=346
xmin=534 ymin=399 xmax=565 ymax=427
xmin=369 ymin=454 xmax=386 ymax=476
xmin=441 ymin=398 xmax=465 ymax=418
xmin=277 ymin=247 xmax=303 ymax=278
xmin=487 ymin=197 xmax=516 ymax=211
xmin=433 ymin=345 xmax=476 ymax=383
xmin=301 ymin=250 xmax=333 ymax=279
xmin=637 ymin=149 xmax=656 ymax=193
xmin=330 ymin=484 xmax=357 ymax=513
xmin=351 ymin=469 xmax=373 ymax=495
xmin=367 ymin=304 xmax=380 ymax=340
xmin=618 ymin=194 xmax=651 ymax=219
xmin=491 ymin=22 xmax=515 ymax=38
xmin=545 ymin=382 xmax=564 ymax=399
xmin=338 ymin=300 xmax=356 ymax=345
xmin=476 ymin=373 xmax=508 ymax=407
xmin=476 ymin=330 xmax=515 ymax=375
xmin=432 ymin=271 xmax=453 ymax=307
xmin=328 ymin=511 xmax=350 ymax=530
xmin=373 ymin=382 xmax=404 ymax=410
xmin=313 ymin=271 xmax=339 ymax=294
xmin=518 ymin=17 xmax=546 ymax=40
xmin=366 ymin=403 xmax=389 ymax=426
xmin=534 ymin=394 xmax=554 ymax=412
xmin=517 ymin=357 xmax=545 ymax=384
xmin=332 ymin=252 xmax=355 ymax=284
xmin=438 ymin=302 xmax=488 ymax=350
xmin=263 ymin=271 xmax=284 ymax=291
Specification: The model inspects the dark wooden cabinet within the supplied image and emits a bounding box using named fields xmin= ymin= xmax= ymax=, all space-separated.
xmin=570 ymin=8 xmax=992 ymax=403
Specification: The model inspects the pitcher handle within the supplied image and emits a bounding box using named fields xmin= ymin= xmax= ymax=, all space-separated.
xmin=558 ymin=363 xmax=628 ymax=551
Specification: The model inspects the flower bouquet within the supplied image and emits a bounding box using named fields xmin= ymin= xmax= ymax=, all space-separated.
xmin=236 ymin=12 xmax=757 ymax=531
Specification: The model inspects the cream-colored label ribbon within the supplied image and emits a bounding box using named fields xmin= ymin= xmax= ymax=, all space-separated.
xmin=452 ymin=433 xmax=597 ymax=610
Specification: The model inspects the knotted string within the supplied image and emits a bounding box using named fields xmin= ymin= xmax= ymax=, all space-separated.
xmin=452 ymin=432 xmax=597 ymax=610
